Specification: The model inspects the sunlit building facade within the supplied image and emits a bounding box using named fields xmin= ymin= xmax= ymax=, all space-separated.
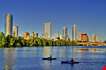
xmin=5 ymin=13 xmax=13 ymax=36
xmin=72 ymin=24 xmax=77 ymax=41
xmin=13 ymin=25 xmax=18 ymax=37
xmin=23 ymin=32 xmax=30 ymax=40
xmin=43 ymin=21 xmax=52 ymax=39
xmin=63 ymin=26 xmax=68 ymax=40
xmin=92 ymin=34 xmax=98 ymax=42
xmin=80 ymin=33 xmax=89 ymax=42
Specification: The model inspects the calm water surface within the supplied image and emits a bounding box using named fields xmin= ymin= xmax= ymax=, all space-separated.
xmin=0 ymin=46 xmax=106 ymax=70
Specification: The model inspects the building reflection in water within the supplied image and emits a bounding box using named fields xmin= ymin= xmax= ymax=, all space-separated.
xmin=43 ymin=47 xmax=51 ymax=57
xmin=42 ymin=47 xmax=52 ymax=70
xmin=4 ymin=48 xmax=16 ymax=70
xmin=59 ymin=47 xmax=67 ymax=59
xmin=73 ymin=48 xmax=89 ymax=59
xmin=89 ymin=48 xmax=97 ymax=53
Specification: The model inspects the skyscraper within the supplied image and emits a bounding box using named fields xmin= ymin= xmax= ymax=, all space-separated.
xmin=43 ymin=21 xmax=52 ymax=39
xmin=63 ymin=26 xmax=68 ymax=40
xmin=92 ymin=34 xmax=98 ymax=42
xmin=72 ymin=24 xmax=77 ymax=41
xmin=5 ymin=13 xmax=13 ymax=36
xmin=13 ymin=25 xmax=18 ymax=37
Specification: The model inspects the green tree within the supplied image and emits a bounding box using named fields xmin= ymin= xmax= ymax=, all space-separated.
xmin=0 ymin=32 xmax=6 ymax=48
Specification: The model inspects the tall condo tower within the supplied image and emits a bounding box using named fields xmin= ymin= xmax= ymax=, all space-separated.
xmin=63 ymin=26 xmax=68 ymax=40
xmin=13 ymin=25 xmax=18 ymax=37
xmin=5 ymin=13 xmax=13 ymax=36
xmin=92 ymin=34 xmax=98 ymax=42
xmin=43 ymin=21 xmax=52 ymax=39
xmin=72 ymin=24 xmax=77 ymax=41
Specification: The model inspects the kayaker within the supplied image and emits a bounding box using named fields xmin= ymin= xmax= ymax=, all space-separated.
xmin=71 ymin=58 xmax=75 ymax=63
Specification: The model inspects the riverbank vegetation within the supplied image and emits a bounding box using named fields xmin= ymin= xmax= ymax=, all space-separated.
xmin=0 ymin=33 xmax=78 ymax=48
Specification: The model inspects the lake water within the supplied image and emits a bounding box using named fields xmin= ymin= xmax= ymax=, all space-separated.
xmin=0 ymin=46 xmax=106 ymax=70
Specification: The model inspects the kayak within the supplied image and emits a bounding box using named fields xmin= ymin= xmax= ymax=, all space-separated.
xmin=42 ymin=57 xmax=56 ymax=60
xmin=61 ymin=61 xmax=79 ymax=64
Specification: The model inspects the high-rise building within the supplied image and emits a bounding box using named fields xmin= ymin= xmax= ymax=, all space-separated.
xmin=80 ymin=33 xmax=89 ymax=42
xmin=72 ymin=24 xmax=77 ymax=41
xmin=92 ymin=34 xmax=98 ymax=42
xmin=63 ymin=26 xmax=68 ymax=40
xmin=43 ymin=21 xmax=52 ymax=39
xmin=13 ymin=25 xmax=18 ymax=37
xmin=5 ymin=13 xmax=13 ymax=36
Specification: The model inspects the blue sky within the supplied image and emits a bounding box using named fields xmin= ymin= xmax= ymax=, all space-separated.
xmin=0 ymin=0 xmax=106 ymax=40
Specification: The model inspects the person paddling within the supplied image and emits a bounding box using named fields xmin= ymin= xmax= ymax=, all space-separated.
xmin=71 ymin=58 xmax=75 ymax=63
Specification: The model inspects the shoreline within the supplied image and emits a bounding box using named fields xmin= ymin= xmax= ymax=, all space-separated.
xmin=0 ymin=46 xmax=106 ymax=48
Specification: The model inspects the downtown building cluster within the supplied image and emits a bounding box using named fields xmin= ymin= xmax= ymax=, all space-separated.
xmin=4 ymin=13 xmax=18 ymax=37
xmin=1 ymin=13 xmax=106 ymax=46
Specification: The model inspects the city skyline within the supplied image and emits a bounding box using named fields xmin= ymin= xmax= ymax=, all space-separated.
xmin=0 ymin=0 xmax=106 ymax=40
